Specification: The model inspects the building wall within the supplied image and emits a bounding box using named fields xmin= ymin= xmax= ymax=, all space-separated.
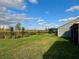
xmin=0 ymin=25 xmax=10 ymax=30
xmin=58 ymin=19 xmax=79 ymax=37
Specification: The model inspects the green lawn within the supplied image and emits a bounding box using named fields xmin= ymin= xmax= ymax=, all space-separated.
xmin=0 ymin=34 xmax=79 ymax=59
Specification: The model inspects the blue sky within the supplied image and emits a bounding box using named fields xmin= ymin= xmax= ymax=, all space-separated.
xmin=0 ymin=0 xmax=79 ymax=29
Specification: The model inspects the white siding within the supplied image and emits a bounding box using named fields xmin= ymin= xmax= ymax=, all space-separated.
xmin=58 ymin=19 xmax=79 ymax=37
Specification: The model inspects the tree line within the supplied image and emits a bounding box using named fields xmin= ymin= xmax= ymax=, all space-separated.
xmin=0 ymin=23 xmax=49 ymax=39
xmin=0 ymin=23 xmax=57 ymax=39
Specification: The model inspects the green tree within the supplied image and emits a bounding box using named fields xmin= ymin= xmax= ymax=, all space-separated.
xmin=15 ymin=23 xmax=21 ymax=38
xmin=15 ymin=23 xmax=21 ymax=30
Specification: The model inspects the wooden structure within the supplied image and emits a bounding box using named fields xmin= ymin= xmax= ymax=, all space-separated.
xmin=70 ymin=22 xmax=79 ymax=45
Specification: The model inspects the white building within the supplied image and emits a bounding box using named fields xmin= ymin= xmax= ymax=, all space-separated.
xmin=58 ymin=18 xmax=79 ymax=37
xmin=0 ymin=25 xmax=10 ymax=29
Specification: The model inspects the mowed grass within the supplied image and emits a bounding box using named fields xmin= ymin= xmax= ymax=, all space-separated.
xmin=0 ymin=34 xmax=79 ymax=59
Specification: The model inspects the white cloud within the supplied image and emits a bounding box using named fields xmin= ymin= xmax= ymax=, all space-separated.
xmin=59 ymin=16 xmax=79 ymax=22
xmin=0 ymin=0 xmax=26 ymax=24
xmin=0 ymin=0 xmax=39 ymax=10
xmin=37 ymin=19 xmax=45 ymax=22
xmin=0 ymin=0 xmax=26 ymax=10
xmin=66 ymin=6 xmax=79 ymax=12
xmin=37 ymin=19 xmax=48 ymax=25
xmin=0 ymin=0 xmax=39 ymax=25
xmin=37 ymin=18 xmax=59 ymax=28
xmin=44 ymin=23 xmax=59 ymax=28
xmin=29 ymin=0 xmax=38 ymax=4
xmin=0 ymin=7 xmax=35 ymax=25
xmin=38 ymin=22 xmax=44 ymax=25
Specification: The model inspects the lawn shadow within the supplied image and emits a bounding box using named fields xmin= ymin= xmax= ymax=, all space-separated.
xmin=43 ymin=39 xmax=79 ymax=59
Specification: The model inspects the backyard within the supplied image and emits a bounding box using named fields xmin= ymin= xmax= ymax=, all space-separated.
xmin=0 ymin=34 xmax=79 ymax=59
